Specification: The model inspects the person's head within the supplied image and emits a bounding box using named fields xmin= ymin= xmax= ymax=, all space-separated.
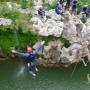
xmin=26 ymin=46 xmax=33 ymax=53
xmin=83 ymin=7 xmax=87 ymax=12
xmin=73 ymin=0 xmax=77 ymax=4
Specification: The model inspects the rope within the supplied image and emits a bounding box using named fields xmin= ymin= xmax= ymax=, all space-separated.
xmin=81 ymin=59 xmax=87 ymax=67
xmin=70 ymin=63 xmax=78 ymax=78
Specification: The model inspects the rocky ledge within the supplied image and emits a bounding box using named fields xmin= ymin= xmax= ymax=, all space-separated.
xmin=30 ymin=2 xmax=90 ymax=67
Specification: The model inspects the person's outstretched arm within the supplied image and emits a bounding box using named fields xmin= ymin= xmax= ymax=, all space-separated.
xmin=32 ymin=41 xmax=45 ymax=56
xmin=11 ymin=41 xmax=45 ymax=57
xmin=12 ymin=50 xmax=30 ymax=57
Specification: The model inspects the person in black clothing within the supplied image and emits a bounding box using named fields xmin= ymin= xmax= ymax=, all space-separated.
xmin=66 ymin=0 xmax=71 ymax=9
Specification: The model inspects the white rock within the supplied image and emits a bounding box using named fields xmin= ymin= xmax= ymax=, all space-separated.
xmin=0 ymin=18 xmax=12 ymax=26
xmin=19 ymin=8 xmax=30 ymax=14
xmin=31 ymin=11 xmax=64 ymax=37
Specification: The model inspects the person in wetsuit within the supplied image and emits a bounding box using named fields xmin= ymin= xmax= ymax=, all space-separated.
xmin=12 ymin=41 xmax=45 ymax=77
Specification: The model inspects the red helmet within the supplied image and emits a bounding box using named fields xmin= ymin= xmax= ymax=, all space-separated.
xmin=27 ymin=47 xmax=32 ymax=53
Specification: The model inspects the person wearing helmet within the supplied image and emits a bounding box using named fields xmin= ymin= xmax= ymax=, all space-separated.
xmin=12 ymin=41 xmax=45 ymax=77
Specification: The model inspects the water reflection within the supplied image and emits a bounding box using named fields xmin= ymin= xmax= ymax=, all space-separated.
xmin=14 ymin=65 xmax=25 ymax=78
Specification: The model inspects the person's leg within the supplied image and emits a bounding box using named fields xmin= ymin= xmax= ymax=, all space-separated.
xmin=33 ymin=60 xmax=38 ymax=72
xmin=35 ymin=66 xmax=39 ymax=72
xmin=31 ymin=60 xmax=38 ymax=72
xmin=29 ymin=66 xmax=36 ymax=77
xmin=28 ymin=62 xmax=36 ymax=77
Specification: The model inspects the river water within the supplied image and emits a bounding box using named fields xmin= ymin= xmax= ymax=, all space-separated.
xmin=0 ymin=59 xmax=90 ymax=90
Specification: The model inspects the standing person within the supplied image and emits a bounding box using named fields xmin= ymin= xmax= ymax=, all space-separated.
xmin=66 ymin=0 xmax=71 ymax=9
xmin=80 ymin=5 xmax=90 ymax=22
xmin=81 ymin=5 xmax=90 ymax=18
xmin=38 ymin=7 xmax=45 ymax=17
xmin=62 ymin=0 xmax=67 ymax=10
xmin=55 ymin=1 xmax=64 ymax=15
xmin=71 ymin=0 xmax=78 ymax=14
xmin=12 ymin=41 xmax=45 ymax=78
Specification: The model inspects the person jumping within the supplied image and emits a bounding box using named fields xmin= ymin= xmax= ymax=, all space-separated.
xmin=12 ymin=41 xmax=45 ymax=78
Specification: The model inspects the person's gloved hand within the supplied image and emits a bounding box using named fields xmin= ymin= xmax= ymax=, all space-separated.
xmin=41 ymin=41 xmax=45 ymax=45
xmin=11 ymin=50 xmax=16 ymax=53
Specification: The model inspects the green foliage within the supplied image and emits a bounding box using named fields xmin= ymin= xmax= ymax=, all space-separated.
xmin=60 ymin=37 xmax=70 ymax=48
xmin=79 ymin=0 xmax=90 ymax=6
xmin=43 ymin=0 xmax=57 ymax=10
xmin=20 ymin=0 xmax=34 ymax=9
xmin=80 ymin=17 xmax=86 ymax=23
xmin=20 ymin=0 xmax=28 ymax=9
xmin=0 ymin=28 xmax=38 ymax=54
xmin=73 ymin=0 xmax=90 ymax=15
xmin=28 ymin=0 xmax=34 ymax=6
xmin=77 ymin=3 xmax=82 ymax=14
xmin=43 ymin=36 xmax=55 ymax=44
xmin=49 ymin=0 xmax=57 ymax=9
xmin=0 ymin=1 xmax=36 ymax=54
xmin=0 ymin=5 xmax=20 ymax=21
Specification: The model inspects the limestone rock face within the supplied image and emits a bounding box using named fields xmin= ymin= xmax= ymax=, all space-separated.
xmin=31 ymin=5 xmax=90 ymax=66
xmin=85 ymin=18 xmax=90 ymax=42
xmin=34 ymin=41 xmax=83 ymax=66
xmin=60 ymin=43 xmax=83 ymax=64
xmin=39 ymin=41 xmax=63 ymax=64
xmin=31 ymin=9 xmax=64 ymax=37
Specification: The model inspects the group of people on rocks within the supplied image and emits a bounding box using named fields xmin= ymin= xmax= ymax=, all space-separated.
xmin=38 ymin=0 xmax=90 ymax=19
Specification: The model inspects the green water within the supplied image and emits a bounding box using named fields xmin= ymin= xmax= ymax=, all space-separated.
xmin=0 ymin=59 xmax=90 ymax=90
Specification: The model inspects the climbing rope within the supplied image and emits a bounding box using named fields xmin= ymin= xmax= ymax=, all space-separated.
xmin=81 ymin=59 xmax=87 ymax=67
xmin=70 ymin=62 xmax=78 ymax=78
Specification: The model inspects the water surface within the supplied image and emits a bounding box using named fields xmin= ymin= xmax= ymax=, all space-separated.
xmin=0 ymin=59 xmax=90 ymax=90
